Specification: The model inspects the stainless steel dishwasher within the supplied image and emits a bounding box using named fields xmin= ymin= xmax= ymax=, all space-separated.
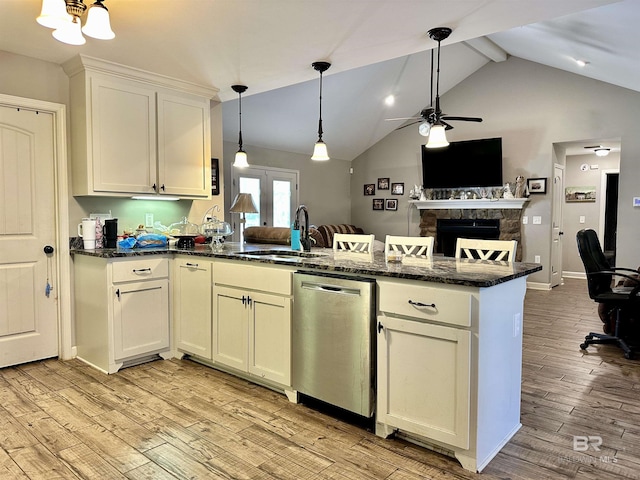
xmin=292 ymin=271 xmax=376 ymax=417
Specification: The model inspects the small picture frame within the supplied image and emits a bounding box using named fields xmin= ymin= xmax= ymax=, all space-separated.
xmin=378 ymin=177 xmax=390 ymax=190
xmin=565 ymin=186 xmax=596 ymax=202
xmin=527 ymin=177 xmax=546 ymax=194
xmin=364 ymin=184 xmax=375 ymax=196
xmin=211 ymin=158 xmax=220 ymax=195
xmin=391 ymin=182 xmax=404 ymax=195
xmin=373 ymin=198 xmax=384 ymax=211
xmin=385 ymin=198 xmax=398 ymax=211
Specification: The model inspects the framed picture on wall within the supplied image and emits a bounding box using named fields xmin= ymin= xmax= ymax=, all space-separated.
xmin=385 ymin=199 xmax=398 ymax=211
xmin=527 ymin=177 xmax=546 ymax=194
xmin=391 ymin=183 xmax=404 ymax=195
xmin=364 ymin=184 xmax=375 ymax=195
xmin=565 ymin=186 xmax=596 ymax=202
xmin=211 ymin=158 xmax=220 ymax=195
xmin=373 ymin=198 xmax=384 ymax=210
xmin=378 ymin=177 xmax=390 ymax=190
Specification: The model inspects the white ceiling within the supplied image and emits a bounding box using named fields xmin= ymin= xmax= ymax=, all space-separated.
xmin=0 ymin=0 xmax=633 ymax=161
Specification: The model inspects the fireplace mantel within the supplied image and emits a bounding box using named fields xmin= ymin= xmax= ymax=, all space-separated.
xmin=409 ymin=198 xmax=529 ymax=210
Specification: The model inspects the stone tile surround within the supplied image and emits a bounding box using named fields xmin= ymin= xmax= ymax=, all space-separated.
xmin=419 ymin=208 xmax=525 ymax=261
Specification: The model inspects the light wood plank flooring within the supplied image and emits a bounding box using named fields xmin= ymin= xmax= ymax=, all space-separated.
xmin=1 ymin=278 xmax=639 ymax=479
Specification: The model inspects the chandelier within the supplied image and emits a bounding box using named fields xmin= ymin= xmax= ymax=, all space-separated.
xmin=37 ymin=0 xmax=115 ymax=46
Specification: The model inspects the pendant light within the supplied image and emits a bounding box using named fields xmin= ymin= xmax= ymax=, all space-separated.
xmin=311 ymin=61 xmax=331 ymax=161
xmin=38 ymin=0 xmax=115 ymax=45
xmin=426 ymin=28 xmax=449 ymax=149
xmin=232 ymin=85 xmax=249 ymax=168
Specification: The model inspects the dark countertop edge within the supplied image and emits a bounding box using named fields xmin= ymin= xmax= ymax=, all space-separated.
xmin=71 ymin=246 xmax=542 ymax=288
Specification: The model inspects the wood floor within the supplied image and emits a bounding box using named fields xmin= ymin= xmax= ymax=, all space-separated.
xmin=1 ymin=278 xmax=639 ymax=479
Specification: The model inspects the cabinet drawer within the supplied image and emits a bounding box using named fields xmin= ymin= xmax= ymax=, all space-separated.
xmin=215 ymin=261 xmax=292 ymax=295
xmin=112 ymin=257 xmax=169 ymax=283
xmin=378 ymin=280 xmax=473 ymax=327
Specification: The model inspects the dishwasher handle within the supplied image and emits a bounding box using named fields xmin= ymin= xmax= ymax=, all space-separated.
xmin=300 ymin=281 xmax=361 ymax=296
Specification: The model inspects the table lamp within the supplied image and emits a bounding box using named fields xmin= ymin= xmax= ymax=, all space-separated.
xmin=230 ymin=193 xmax=258 ymax=243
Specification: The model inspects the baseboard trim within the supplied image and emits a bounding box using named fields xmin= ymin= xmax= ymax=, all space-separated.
xmin=563 ymin=271 xmax=587 ymax=279
xmin=526 ymin=281 xmax=552 ymax=291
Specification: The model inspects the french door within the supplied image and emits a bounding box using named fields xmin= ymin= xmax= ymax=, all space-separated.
xmin=231 ymin=166 xmax=298 ymax=242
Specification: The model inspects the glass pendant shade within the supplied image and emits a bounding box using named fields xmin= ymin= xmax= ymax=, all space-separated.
xmin=53 ymin=17 xmax=86 ymax=45
xmin=82 ymin=2 xmax=115 ymax=39
xmin=418 ymin=122 xmax=431 ymax=137
xmin=37 ymin=0 xmax=72 ymax=29
xmin=594 ymin=148 xmax=610 ymax=157
xmin=311 ymin=140 xmax=329 ymax=161
xmin=233 ymin=150 xmax=249 ymax=168
xmin=425 ymin=124 xmax=449 ymax=148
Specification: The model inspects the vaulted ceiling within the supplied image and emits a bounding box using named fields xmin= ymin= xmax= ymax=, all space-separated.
xmin=1 ymin=0 xmax=634 ymax=160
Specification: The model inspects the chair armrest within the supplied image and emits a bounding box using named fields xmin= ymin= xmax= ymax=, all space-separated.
xmin=588 ymin=270 xmax=640 ymax=298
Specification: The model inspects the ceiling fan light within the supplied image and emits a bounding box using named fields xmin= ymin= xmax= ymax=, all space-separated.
xmin=53 ymin=16 xmax=86 ymax=45
xmin=311 ymin=140 xmax=330 ymax=161
xmin=82 ymin=1 xmax=115 ymax=40
xmin=418 ymin=122 xmax=431 ymax=137
xmin=233 ymin=150 xmax=249 ymax=168
xmin=594 ymin=148 xmax=610 ymax=157
xmin=37 ymin=0 xmax=72 ymax=29
xmin=426 ymin=124 xmax=449 ymax=148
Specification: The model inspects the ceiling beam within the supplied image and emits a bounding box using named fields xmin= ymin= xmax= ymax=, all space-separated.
xmin=464 ymin=37 xmax=508 ymax=63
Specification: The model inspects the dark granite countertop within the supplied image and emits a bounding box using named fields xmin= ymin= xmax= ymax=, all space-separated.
xmin=71 ymin=242 xmax=542 ymax=288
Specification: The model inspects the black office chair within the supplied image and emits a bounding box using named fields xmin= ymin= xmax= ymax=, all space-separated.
xmin=576 ymin=229 xmax=640 ymax=359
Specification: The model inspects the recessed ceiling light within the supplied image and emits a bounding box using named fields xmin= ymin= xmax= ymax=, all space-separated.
xmin=384 ymin=94 xmax=395 ymax=106
xmin=576 ymin=59 xmax=589 ymax=67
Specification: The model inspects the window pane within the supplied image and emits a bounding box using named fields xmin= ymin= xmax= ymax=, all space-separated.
xmin=273 ymin=180 xmax=292 ymax=227
xmin=239 ymin=177 xmax=260 ymax=227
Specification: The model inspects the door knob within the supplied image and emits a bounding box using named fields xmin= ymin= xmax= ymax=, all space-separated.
xmin=43 ymin=245 xmax=54 ymax=254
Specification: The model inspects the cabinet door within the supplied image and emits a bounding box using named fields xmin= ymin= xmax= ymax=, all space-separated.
xmin=91 ymin=76 xmax=157 ymax=194
xmin=112 ymin=279 xmax=169 ymax=361
xmin=377 ymin=315 xmax=471 ymax=449
xmin=157 ymin=92 xmax=210 ymax=197
xmin=174 ymin=259 xmax=212 ymax=359
xmin=212 ymin=286 xmax=248 ymax=371
xmin=248 ymin=291 xmax=291 ymax=386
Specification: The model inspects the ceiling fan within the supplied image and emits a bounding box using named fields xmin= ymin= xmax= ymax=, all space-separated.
xmin=387 ymin=27 xmax=483 ymax=145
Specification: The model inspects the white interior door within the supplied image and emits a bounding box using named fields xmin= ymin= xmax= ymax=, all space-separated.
xmin=551 ymin=164 xmax=564 ymax=288
xmin=0 ymin=105 xmax=58 ymax=367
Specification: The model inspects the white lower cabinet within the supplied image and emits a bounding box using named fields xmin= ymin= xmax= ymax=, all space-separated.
xmin=174 ymin=257 xmax=213 ymax=359
xmin=212 ymin=261 xmax=293 ymax=387
xmin=74 ymin=255 xmax=170 ymax=374
xmin=377 ymin=316 xmax=471 ymax=449
xmin=376 ymin=277 xmax=526 ymax=473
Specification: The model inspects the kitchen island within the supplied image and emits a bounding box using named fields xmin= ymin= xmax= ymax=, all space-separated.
xmin=71 ymin=243 xmax=541 ymax=472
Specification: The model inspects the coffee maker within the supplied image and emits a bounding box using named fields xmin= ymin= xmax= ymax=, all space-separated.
xmin=103 ymin=218 xmax=118 ymax=248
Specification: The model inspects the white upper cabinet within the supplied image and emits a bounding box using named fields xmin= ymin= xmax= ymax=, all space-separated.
xmin=63 ymin=55 xmax=218 ymax=198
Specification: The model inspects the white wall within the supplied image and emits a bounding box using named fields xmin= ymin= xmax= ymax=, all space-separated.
xmin=351 ymin=56 xmax=640 ymax=286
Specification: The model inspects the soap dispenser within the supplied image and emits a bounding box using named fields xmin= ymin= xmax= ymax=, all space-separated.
xmin=291 ymin=221 xmax=301 ymax=251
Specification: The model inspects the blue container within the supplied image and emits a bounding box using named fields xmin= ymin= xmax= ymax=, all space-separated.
xmin=291 ymin=225 xmax=301 ymax=251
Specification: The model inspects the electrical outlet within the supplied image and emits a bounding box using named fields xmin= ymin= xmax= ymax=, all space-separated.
xmin=534 ymin=255 xmax=541 ymax=263
xmin=532 ymin=216 xmax=542 ymax=225
xmin=145 ymin=213 xmax=154 ymax=228
xmin=522 ymin=216 xmax=528 ymax=224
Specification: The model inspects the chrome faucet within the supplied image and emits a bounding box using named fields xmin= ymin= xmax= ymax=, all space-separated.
xmin=295 ymin=205 xmax=311 ymax=252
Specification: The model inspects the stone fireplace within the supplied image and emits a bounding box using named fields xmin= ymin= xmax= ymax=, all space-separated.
xmin=417 ymin=203 xmax=526 ymax=261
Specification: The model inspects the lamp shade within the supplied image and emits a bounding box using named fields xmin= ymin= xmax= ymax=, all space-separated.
xmin=311 ymin=141 xmax=329 ymax=161
xmin=82 ymin=1 xmax=115 ymax=40
xmin=229 ymin=193 xmax=258 ymax=214
xmin=594 ymin=148 xmax=610 ymax=157
xmin=425 ymin=124 xmax=449 ymax=148
xmin=37 ymin=0 xmax=72 ymax=29
xmin=233 ymin=150 xmax=249 ymax=168
xmin=53 ymin=17 xmax=86 ymax=45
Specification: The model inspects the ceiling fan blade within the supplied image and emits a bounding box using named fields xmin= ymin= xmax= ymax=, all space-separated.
xmin=385 ymin=116 xmax=422 ymax=122
xmin=395 ymin=120 xmax=422 ymax=131
xmin=441 ymin=116 xmax=483 ymax=122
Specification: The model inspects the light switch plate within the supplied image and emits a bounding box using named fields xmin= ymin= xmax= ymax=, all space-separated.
xmin=522 ymin=216 xmax=528 ymax=224
xmin=145 ymin=213 xmax=154 ymax=228
xmin=634 ymin=197 xmax=640 ymax=207
xmin=579 ymin=215 xmax=586 ymax=224
xmin=533 ymin=216 xmax=542 ymax=225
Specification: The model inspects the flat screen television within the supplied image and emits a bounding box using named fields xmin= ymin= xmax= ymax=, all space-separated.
xmin=421 ymin=137 xmax=503 ymax=189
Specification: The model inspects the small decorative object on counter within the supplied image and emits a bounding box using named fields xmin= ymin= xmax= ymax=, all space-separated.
xmin=386 ymin=250 xmax=404 ymax=263
xmin=201 ymin=216 xmax=233 ymax=251
xmin=94 ymin=217 xmax=103 ymax=248
xmin=168 ymin=216 xmax=200 ymax=248
xmin=503 ymin=183 xmax=514 ymax=199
